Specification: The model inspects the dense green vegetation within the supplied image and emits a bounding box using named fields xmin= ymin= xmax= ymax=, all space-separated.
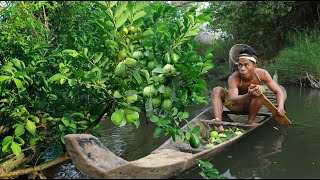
xmin=267 ymin=26 xmax=320 ymax=86
xmin=0 ymin=1 xmax=319 ymax=178
xmin=207 ymin=1 xmax=320 ymax=87
xmin=0 ymin=1 xmax=213 ymax=177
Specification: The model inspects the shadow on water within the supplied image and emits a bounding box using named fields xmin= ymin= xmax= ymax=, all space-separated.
xmin=46 ymin=85 xmax=320 ymax=179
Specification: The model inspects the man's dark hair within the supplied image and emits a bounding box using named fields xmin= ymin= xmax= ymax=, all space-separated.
xmin=239 ymin=47 xmax=257 ymax=56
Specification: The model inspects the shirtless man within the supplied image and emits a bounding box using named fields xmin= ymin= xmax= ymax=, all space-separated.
xmin=211 ymin=47 xmax=286 ymax=132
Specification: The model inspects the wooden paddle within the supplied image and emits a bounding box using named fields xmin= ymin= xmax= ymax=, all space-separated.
xmin=259 ymin=93 xmax=292 ymax=124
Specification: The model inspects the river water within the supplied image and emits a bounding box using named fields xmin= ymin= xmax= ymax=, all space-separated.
xmin=46 ymin=84 xmax=320 ymax=179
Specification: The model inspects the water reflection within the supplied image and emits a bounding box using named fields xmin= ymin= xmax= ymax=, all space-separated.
xmin=177 ymin=121 xmax=290 ymax=179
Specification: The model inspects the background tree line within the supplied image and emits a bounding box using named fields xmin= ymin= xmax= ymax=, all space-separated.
xmin=205 ymin=1 xmax=320 ymax=87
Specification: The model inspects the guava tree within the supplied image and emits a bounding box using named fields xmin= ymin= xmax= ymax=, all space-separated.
xmin=0 ymin=1 xmax=213 ymax=177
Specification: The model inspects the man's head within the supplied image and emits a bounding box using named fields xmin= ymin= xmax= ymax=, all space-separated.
xmin=237 ymin=47 xmax=258 ymax=79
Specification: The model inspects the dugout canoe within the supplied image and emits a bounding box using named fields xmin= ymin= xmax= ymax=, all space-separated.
xmin=64 ymin=85 xmax=285 ymax=179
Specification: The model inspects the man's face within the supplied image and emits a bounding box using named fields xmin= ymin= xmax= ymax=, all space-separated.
xmin=238 ymin=58 xmax=256 ymax=80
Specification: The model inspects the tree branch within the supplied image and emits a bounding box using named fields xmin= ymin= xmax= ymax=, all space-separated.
xmin=0 ymin=152 xmax=70 ymax=179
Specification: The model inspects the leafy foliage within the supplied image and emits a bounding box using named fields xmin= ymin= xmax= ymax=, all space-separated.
xmin=267 ymin=26 xmax=320 ymax=85
xmin=209 ymin=1 xmax=294 ymax=60
xmin=198 ymin=160 xmax=225 ymax=179
xmin=0 ymin=1 xmax=213 ymax=167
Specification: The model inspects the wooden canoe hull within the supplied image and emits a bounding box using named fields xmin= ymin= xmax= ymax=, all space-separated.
xmin=65 ymin=108 xmax=273 ymax=179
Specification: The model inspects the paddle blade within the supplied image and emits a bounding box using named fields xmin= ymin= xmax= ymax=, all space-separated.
xmin=259 ymin=94 xmax=292 ymax=124
xmin=275 ymin=114 xmax=292 ymax=124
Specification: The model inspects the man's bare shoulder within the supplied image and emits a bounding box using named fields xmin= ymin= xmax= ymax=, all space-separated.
xmin=256 ymin=68 xmax=272 ymax=81
xmin=228 ymin=71 xmax=240 ymax=85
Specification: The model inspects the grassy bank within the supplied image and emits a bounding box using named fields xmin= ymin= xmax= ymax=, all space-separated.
xmin=200 ymin=24 xmax=320 ymax=88
xmin=267 ymin=25 xmax=320 ymax=86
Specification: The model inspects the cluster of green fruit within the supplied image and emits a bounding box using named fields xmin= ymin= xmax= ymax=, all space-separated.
xmin=114 ymin=50 xmax=144 ymax=78
xmin=143 ymin=85 xmax=174 ymax=110
xmin=205 ymin=127 xmax=245 ymax=148
xmin=163 ymin=51 xmax=180 ymax=64
xmin=112 ymin=45 xmax=180 ymax=126
xmin=111 ymin=109 xmax=140 ymax=126
xmin=122 ymin=25 xmax=137 ymax=35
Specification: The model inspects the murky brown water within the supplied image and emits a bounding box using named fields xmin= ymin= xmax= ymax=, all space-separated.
xmin=46 ymin=84 xmax=320 ymax=179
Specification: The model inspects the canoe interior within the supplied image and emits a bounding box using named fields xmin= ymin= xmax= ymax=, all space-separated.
xmin=152 ymin=106 xmax=272 ymax=155
xmin=152 ymin=84 xmax=278 ymax=155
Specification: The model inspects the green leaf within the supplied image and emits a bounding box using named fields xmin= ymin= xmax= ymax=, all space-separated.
xmin=150 ymin=114 xmax=159 ymax=123
xmin=184 ymin=30 xmax=198 ymax=37
xmin=93 ymin=52 xmax=103 ymax=63
xmin=11 ymin=141 xmax=21 ymax=156
xmin=96 ymin=1 xmax=108 ymax=10
xmin=108 ymin=1 xmax=117 ymax=8
xmin=113 ymin=91 xmax=122 ymax=98
xmin=14 ymin=137 xmax=25 ymax=145
xmin=11 ymin=58 xmax=24 ymax=70
xmin=61 ymin=132 xmax=66 ymax=144
xmin=167 ymin=126 xmax=176 ymax=141
xmin=169 ymin=107 xmax=178 ymax=117
xmin=114 ymin=1 xmax=128 ymax=18
xmin=187 ymin=14 xmax=195 ymax=24
xmin=2 ymin=136 xmax=13 ymax=146
xmin=62 ymin=49 xmax=78 ymax=57
xmin=185 ymin=131 xmax=191 ymax=140
xmin=59 ymin=124 xmax=66 ymax=131
xmin=13 ymin=78 xmax=23 ymax=90
xmin=192 ymin=125 xmax=200 ymax=134
xmin=106 ymin=8 xmax=113 ymax=19
xmin=140 ymin=69 xmax=150 ymax=80
xmin=26 ymin=120 xmax=36 ymax=136
xmin=134 ymin=119 xmax=140 ymax=128
xmin=30 ymin=138 xmax=39 ymax=146
xmin=132 ymin=73 xmax=143 ymax=84
xmin=153 ymin=127 xmax=163 ymax=138
xmin=0 ymin=75 xmax=11 ymax=82
xmin=69 ymin=123 xmax=77 ymax=129
xmin=68 ymin=112 xmax=84 ymax=120
xmin=47 ymin=94 xmax=58 ymax=101
xmin=1 ymin=66 xmax=16 ymax=75
xmin=2 ymin=142 xmax=10 ymax=152
xmin=142 ymin=28 xmax=154 ymax=36
xmin=48 ymin=73 xmax=68 ymax=83
xmin=124 ymin=90 xmax=138 ymax=96
xmin=14 ymin=125 xmax=25 ymax=137
xmin=133 ymin=2 xmax=148 ymax=12
xmin=103 ymin=20 xmax=115 ymax=29
xmin=133 ymin=11 xmax=146 ymax=22
xmin=182 ymin=112 xmax=189 ymax=119
xmin=115 ymin=11 xmax=128 ymax=28
xmin=201 ymin=65 xmax=214 ymax=75
xmin=61 ymin=118 xmax=70 ymax=127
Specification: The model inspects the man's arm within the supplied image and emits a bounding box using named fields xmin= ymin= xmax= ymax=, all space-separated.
xmin=228 ymin=74 xmax=252 ymax=106
xmin=262 ymin=70 xmax=286 ymax=116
